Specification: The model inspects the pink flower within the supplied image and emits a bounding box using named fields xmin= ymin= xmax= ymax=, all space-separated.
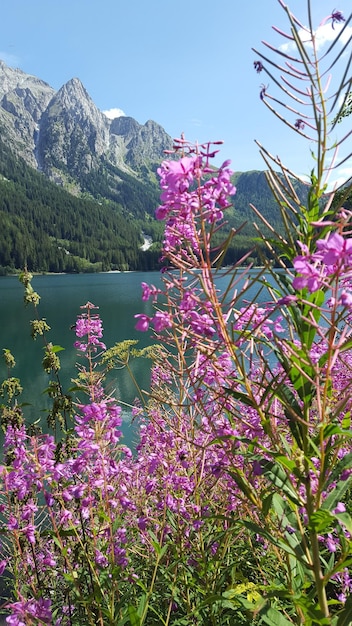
xmin=152 ymin=311 xmax=172 ymax=332
xmin=340 ymin=291 xmax=352 ymax=307
xmin=134 ymin=314 xmax=151 ymax=332
xmin=333 ymin=502 xmax=346 ymax=514
xmin=292 ymin=256 xmax=323 ymax=292
xmin=157 ymin=156 xmax=199 ymax=194
xmin=326 ymin=533 xmax=339 ymax=553
xmin=316 ymin=232 xmax=352 ymax=267
xmin=141 ymin=282 xmax=160 ymax=302
xmin=74 ymin=305 xmax=106 ymax=352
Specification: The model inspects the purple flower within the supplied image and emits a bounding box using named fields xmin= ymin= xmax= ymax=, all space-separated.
xmin=188 ymin=311 xmax=216 ymax=337
xmin=316 ymin=232 xmax=352 ymax=267
xmin=152 ymin=311 xmax=172 ymax=333
xmin=259 ymin=84 xmax=268 ymax=100
xmin=74 ymin=305 xmax=106 ymax=353
xmin=295 ymin=118 xmax=305 ymax=130
xmin=6 ymin=598 xmax=52 ymax=625
xmin=326 ymin=533 xmax=339 ymax=552
xmin=340 ymin=291 xmax=352 ymax=307
xmin=292 ymin=256 xmax=323 ymax=292
xmin=95 ymin=549 xmax=108 ymax=568
xmin=277 ymin=295 xmax=298 ymax=306
xmin=157 ymin=156 xmax=199 ymax=195
xmin=253 ymin=60 xmax=263 ymax=73
xmin=253 ymin=460 xmax=264 ymax=476
xmin=141 ymin=282 xmax=159 ymax=302
xmin=23 ymin=524 xmax=36 ymax=545
xmin=332 ymin=568 xmax=352 ymax=604
xmin=134 ymin=314 xmax=151 ymax=332
xmin=333 ymin=502 xmax=346 ymax=514
xmin=331 ymin=9 xmax=345 ymax=28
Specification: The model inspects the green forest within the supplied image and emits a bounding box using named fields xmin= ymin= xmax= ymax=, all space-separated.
xmin=0 ymin=139 xmax=163 ymax=273
xmin=2 ymin=137 xmax=347 ymax=275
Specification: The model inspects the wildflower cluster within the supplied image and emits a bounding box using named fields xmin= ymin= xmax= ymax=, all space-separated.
xmin=133 ymin=132 xmax=352 ymax=621
xmin=1 ymin=1 xmax=352 ymax=624
xmin=293 ymin=227 xmax=352 ymax=307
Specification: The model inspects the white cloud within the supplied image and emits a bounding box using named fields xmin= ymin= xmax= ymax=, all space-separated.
xmin=280 ymin=23 xmax=352 ymax=53
xmin=0 ymin=51 xmax=20 ymax=67
xmin=326 ymin=165 xmax=352 ymax=191
xmin=102 ymin=107 xmax=126 ymax=120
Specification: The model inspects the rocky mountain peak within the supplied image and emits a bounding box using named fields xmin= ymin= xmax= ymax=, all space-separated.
xmin=0 ymin=59 xmax=173 ymax=185
xmin=37 ymin=77 xmax=111 ymax=177
xmin=0 ymin=60 xmax=55 ymax=166
xmin=54 ymin=77 xmax=93 ymax=110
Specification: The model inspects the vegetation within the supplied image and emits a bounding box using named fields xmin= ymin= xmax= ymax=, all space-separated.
xmin=0 ymin=126 xmax=311 ymax=275
xmin=0 ymin=139 xmax=161 ymax=273
xmin=0 ymin=2 xmax=352 ymax=624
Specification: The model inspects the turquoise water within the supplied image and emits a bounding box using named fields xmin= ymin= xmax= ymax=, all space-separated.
xmin=0 ymin=272 xmax=162 ymax=446
xmin=0 ymin=269 xmax=278 ymax=445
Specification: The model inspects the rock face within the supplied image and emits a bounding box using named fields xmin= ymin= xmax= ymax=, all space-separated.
xmin=37 ymin=77 xmax=111 ymax=178
xmin=0 ymin=60 xmax=172 ymax=184
xmin=0 ymin=60 xmax=55 ymax=167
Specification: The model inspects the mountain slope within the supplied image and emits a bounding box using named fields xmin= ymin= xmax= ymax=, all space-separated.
xmin=0 ymin=60 xmax=309 ymax=273
xmin=0 ymin=60 xmax=173 ymax=186
xmin=0 ymin=140 xmax=160 ymax=273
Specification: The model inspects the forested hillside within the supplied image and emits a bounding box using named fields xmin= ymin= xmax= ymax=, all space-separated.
xmin=0 ymin=140 xmax=315 ymax=274
xmin=0 ymin=140 xmax=161 ymax=273
xmin=0 ymin=60 xmax=339 ymax=274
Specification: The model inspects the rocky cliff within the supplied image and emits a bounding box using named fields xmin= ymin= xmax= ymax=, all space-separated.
xmin=0 ymin=60 xmax=172 ymax=188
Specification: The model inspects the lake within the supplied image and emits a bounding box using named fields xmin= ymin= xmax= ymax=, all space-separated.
xmin=0 ymin=272 xmax=162 ymax=447
xmin=0 ymin=269 xmax=277 ymax=447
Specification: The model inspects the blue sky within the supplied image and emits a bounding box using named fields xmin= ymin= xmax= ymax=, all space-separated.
xmin=0 ymin=0 xmax=351 ymax=187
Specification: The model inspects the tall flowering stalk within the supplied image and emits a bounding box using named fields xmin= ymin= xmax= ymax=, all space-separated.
xmin=134 ymin=3 xmax=352 ymax=622
xmin=0 ymin=304 xmax=137 ymax=625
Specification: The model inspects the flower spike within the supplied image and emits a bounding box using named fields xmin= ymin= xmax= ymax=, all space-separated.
xmin=331 ymin=9 xmax=345 ymax=29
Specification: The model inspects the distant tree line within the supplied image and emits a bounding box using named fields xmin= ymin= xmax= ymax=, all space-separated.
xmin=1 ymin=138 xmax=327 ymax=275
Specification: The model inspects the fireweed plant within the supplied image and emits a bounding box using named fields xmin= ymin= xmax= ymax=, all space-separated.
xmin=0 ymin=1 xmax=352 ymax=624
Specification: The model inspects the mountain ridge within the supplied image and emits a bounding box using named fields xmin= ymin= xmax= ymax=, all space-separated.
xmin=0 ymin=60 xmax=308 ymax=273
xmin=0 ymin=60 xmax=173 ymax=183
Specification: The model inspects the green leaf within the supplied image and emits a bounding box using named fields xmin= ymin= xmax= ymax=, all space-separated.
xmin=260 ymin=606 xmax=295 ymax=626
xmin=148 ymin=530 xmax=168 ymax=559
xmin=242 ymin=520 xmax=308 ymax=563
xmin=127 ymin=606 xmax=141 ymax=626
xmin=261 ymin=460 xmax=302 ymax=506
xmin=341 ymin=413 xmax=351 ymax=431
xmin=224 ymin=387 xmax=257 ymax=408
xmin=227 ymin=470 xmax=260 ymax=505
xmin=324 ymin=452 xmax=352 ymax=490
xmin=322 ymin=476 xmax=352 ymax=512
xmin=275 ymin=344 xmax=315 ymax=406
xmin=309 ymin=509 xmax=334 ymax=533
xmin=322 ymin=424 xmax=352 ymax=440
xmin=294 ymin=594 xmax=332 ymax=624
xmin=334 ymin=512 xmax=352 ymax=534
xmin=48 ymin=344 xmax=65 ymax=353
xmin=271 ymin=454 xmax=297 ymax=472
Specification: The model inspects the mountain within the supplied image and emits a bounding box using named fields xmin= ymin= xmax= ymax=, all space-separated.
xmin=0 ymin=60 xmax=55 ymax=168
xmin=0 ymin=60 xmax=308 ymax=273
xmin=0 ymin=138 xmax=163 ymax=274
xmin=0 ymin=61 xmax=173 ymax=184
